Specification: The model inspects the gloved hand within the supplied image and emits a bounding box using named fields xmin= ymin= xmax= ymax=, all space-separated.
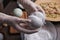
xmin=18 ymin=0 xmax=45 ymax=30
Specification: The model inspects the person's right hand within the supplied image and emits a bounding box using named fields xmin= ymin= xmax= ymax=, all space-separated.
xmin=0 ymin=12 xmax=30 ymax=23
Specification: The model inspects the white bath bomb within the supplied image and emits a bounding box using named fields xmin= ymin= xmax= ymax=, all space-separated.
xmin=13 ymin=8 xmax=23 ymax=17
xmin=28 ymin=15 xmax=44 ymax=29
xmin=31 ymin=12 xmax=45 ymax=24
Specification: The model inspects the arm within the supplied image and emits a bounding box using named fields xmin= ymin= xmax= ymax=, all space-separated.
xmin=18 ymin=0 xmax=38 ymax=14
xmin=17 ymin=0 xmax=45 ymax=14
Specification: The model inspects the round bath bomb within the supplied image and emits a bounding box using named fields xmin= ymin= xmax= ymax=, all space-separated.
xmin=13 ymin=8 xmax=23 ymax=17
xmin=28 ymin=15 xmax=44 ymax=29
xmin=31 ymin=12 xmax=45 ymax=24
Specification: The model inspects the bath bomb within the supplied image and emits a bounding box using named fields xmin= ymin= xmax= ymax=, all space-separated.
xmin=13 ymin=8 xmax=23 ymax=17
xmin=31 ymin=12 xmax=45 ymax=24
xmin=28 ymin=15 xmax=44 ymax=29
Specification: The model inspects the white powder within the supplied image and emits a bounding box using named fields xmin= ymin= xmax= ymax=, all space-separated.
xmin=24 ymin=29 xmax=53 ymax=40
